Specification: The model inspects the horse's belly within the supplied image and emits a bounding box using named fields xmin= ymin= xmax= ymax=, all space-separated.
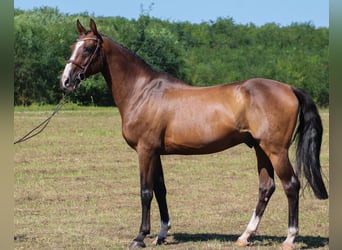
xmin=162 ymin=96 xmax=249 ymax=154
xmin=163 ymin=128 xmax=247 ymax=155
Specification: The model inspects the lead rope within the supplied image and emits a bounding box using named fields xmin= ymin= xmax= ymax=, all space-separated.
xmin=14 ymin=93 xmax=70 ymax=144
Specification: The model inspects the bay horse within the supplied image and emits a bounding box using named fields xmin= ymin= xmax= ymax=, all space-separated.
xmin=61 ymin=19 xmax=328 ymax=249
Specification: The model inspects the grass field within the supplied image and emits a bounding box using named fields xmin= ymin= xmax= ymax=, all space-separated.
xmin=14 ymin=106 xmax=329 ymax=249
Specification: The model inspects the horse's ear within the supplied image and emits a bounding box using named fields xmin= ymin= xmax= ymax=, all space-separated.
xmin=77 ymin=19 xmax=87 ymax=35
xmin=90 ymin=18 xmax=103 ymax=42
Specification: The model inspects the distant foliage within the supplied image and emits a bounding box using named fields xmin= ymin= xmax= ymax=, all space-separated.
xmin=14 ymin=7 xmax=329 ymax=106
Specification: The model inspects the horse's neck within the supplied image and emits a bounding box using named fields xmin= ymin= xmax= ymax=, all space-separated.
xmin=101 ymin=38 xmax=157 ymax=115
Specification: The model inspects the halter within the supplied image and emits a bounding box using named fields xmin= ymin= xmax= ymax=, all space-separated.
xmin=67 ymin=37 xmax=102 ymax=80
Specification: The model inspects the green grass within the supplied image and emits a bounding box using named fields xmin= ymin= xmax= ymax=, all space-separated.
xmin=14 ymin=102 xmax=113 ymax=112
xmin=14 ymin=107 xmax=329 ymax=249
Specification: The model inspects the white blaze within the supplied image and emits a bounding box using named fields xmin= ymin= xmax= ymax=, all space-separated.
xmin=61 ymin=40 xmax=84 ymax=87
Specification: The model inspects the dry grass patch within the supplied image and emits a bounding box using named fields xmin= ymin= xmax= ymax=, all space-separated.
xmin=14 ymin=107 xmax=329 ymax=249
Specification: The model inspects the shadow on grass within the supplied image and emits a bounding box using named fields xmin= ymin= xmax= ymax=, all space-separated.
xmin=171 ymin=233 xmax=328 ymax=249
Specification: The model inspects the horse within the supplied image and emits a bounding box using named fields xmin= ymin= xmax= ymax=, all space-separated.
xmin=60 ymin=19 xmax=328 ymax=249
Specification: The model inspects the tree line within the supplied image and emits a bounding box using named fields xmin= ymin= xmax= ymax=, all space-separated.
xmin=14 ymin=7 xmax=329 ymax=106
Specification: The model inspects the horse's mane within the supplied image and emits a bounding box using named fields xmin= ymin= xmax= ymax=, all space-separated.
xmin=102 ymin=34 xmax=154 ymax=73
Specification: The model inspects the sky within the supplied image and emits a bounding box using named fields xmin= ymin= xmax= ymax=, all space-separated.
xmin=14 ymin=0 xmax=329 ymax=28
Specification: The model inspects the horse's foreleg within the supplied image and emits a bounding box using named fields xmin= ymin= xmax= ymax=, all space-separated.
xmin=236 ymin=145 xmax=275 ymax=247
xmin=130 ymin=151 xmax=156 ymax=248
xmin=152 ymin=157 xmax=171 ymax=245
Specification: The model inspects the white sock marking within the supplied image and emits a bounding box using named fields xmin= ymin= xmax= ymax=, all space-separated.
xmin=158 ymin=220 xmax=171 ymax=239
xmin=238 ymin=210 xmax=260 ymax=243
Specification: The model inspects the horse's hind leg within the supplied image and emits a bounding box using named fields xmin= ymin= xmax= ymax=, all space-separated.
xmin=236 ymin=145 xmax=275 ymax=246
xmin=268 ymin=151 xmax=300 ymax=250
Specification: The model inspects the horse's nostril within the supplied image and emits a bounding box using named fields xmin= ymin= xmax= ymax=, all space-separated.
xmin=78 ymin=73 xmax=85 ymax=81
xmin=62 ymin=78 xmax=71 ymax=90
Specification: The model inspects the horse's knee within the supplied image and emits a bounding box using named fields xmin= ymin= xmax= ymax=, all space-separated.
xmin=141 ymin=189 xmax=153 ymax=204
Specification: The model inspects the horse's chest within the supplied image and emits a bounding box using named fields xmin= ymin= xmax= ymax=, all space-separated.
xmin=121 ymin=119 xmax=163 ymax=151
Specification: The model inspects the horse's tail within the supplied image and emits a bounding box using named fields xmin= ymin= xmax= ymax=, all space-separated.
xmin=292 ymin=87 xmax=328 ymax=199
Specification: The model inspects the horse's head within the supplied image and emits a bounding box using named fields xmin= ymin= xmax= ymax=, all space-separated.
xmin=61 ymin=19 xmax=103 ymax=92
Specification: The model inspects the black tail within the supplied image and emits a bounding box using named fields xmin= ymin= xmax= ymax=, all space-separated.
xmin=292 ymin=87 xmax=328 ymax=199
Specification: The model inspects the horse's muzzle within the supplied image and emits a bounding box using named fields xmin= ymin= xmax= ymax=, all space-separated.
xmin=61 ymin=72 xmax=85 ymax=92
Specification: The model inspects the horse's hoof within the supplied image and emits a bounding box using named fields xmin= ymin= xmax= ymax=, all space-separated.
xmin=152 ymin=236 xmax=166 ymax=246
xmin=129 ymin=240 xmax=146 ymax=248
xmin=280 ymin=242 xmax=295 ymax=250
xmin=235 ymin=238 xmax=250 ymax=247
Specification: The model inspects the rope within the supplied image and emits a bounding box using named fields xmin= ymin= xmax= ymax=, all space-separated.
xmin=14 ymin=94 xmax=69 ymax=144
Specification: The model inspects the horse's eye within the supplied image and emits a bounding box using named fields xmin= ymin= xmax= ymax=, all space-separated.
xmin=84 ymin=46 xmax=95 ymax=53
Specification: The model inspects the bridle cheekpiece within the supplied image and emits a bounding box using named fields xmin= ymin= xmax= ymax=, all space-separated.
xmin=67 ymin=37 xmax=102 ymax=82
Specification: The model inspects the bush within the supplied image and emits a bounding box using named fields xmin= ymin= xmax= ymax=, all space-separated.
xmin=14 ymin=8 xmax=329 ymax=107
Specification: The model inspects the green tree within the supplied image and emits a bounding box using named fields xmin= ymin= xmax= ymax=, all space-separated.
xmin=14 ymin=8 xmax=329 ymax=106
